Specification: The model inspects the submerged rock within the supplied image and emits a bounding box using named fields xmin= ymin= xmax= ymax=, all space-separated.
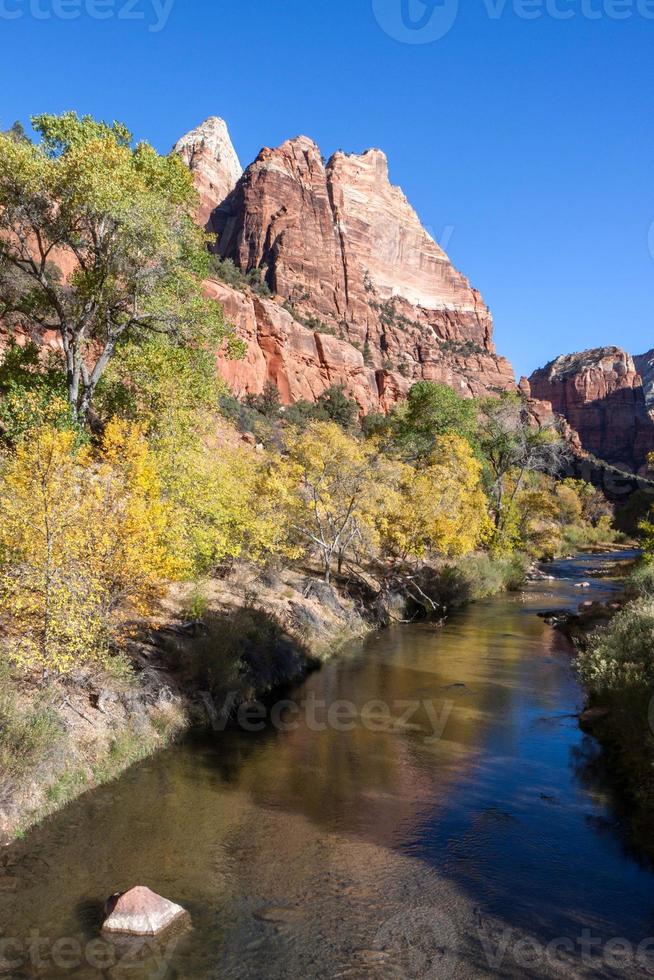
xmin=579 ymin=707 xmax=610 ymax=727
xmin=102 ymin=886 xmax=188 ymax=936
xmin=253 ymin=905 xmax=304 ymax=924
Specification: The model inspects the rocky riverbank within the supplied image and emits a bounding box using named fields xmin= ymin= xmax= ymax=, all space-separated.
xmin=540 ymin=554 xmax=654 ymax=854
xmin=1 ymin=553 xmax=525 ymax=844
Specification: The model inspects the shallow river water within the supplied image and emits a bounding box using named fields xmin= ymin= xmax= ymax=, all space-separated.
xmin=2 ymin=551 xmax=654 ymax=979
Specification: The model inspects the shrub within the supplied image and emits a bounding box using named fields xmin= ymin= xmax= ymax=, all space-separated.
xmin=627 ymin=563 xmax=654 ymax=600
xmin=245 ymin=267 xmax=272 ymax=297
xmin=577 ymin=601 xmax=654 ymax=693
xmin=210 ymin=255 xmax=246 ymax=289
xmin=454 ymin=552 xmax=527 ymax=599
xmin=361 ymin=412 xmax=390 ymax=439
xmin=210 ymin=257 xmax=272 ymax=297
xmin=244 ymin=380 xmax=282 ymax=419
xmin=317 ymin=385 xmax=359 ymax=429
xmin=281 ymin=301 xmax=336 ymax=335
xmin=0 ymin=667 xmax=63 ymax=790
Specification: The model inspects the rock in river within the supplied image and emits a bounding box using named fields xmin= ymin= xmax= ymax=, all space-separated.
xmin=102 ymin=886 xmax=189 ymax=936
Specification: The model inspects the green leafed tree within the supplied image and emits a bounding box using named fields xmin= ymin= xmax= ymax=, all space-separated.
xmin=0 ymin=111 xmax=243 ymax=424
xmin=3 ymin=121 xmax=27 ymax=144
xmin=392 ymin=381 xmax=478 ymax=459
xmin=477 ymin=393 xmax=568 ymax=550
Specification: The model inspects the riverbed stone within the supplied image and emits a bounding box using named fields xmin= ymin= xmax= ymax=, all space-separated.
xmin=580 ymin=707 xmax=609 ymax=726
xmin=254 ymin=905 xmax=304 ymax=924
xmin=102 ymin=886 xmax=188 ymax=936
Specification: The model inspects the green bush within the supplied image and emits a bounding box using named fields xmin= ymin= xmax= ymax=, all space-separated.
xmin=210 ymin=257 xmax=272 ymax=297
xmin=405 ymin=553 xmax=527 ymax=619
xmin=577 ymin=600 xmax=654 ymax=693
xmin=628 ymin=563 xmax=654 ymax=599
xmin=281 ymin=301 xmax=336 ymax=335
xmin=454 ymin=552 xmax=528 ymax=599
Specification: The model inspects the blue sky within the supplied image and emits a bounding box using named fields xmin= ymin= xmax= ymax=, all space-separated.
xmin=1 ymin=0 xmax=653 ymax=378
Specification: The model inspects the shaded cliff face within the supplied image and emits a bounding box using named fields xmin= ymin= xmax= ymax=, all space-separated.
xmin=207 ymin=133 xmax=515 ymax=408
xmin=529 ymin=347 xmax=654 ymax=473
xmin=173 ymin=117 xmax=242 ymax=227
xmin=635 ymin=348 xmax=654 ymax=412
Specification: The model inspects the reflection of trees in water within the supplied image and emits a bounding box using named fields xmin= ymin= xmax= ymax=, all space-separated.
xmin=229 ymin=597 xmax=571 ymax=844
xmin=570 ymin=735 xmax=654 ymax=872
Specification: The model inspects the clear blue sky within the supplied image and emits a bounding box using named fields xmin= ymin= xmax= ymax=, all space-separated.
xmin=1 ymin=0 xmax=653 ymax=378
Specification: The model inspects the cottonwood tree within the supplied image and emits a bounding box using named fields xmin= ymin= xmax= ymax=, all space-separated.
xmin=392 ymin=381 xmax=478 ymax=460
xmin=377 ymin=433 xmax=491 ymax=560
xmin=478 ymin=393 xmax=568 ymax=550
xmin=0 ymin=112 xmax=242 ymax=424
xmin=0 ymin=420 xmax=182 ymax=676
xmin=282 ymin=422 xmax=376 ymax=582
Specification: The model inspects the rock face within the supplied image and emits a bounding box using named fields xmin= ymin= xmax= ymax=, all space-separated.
xmin=207 ymin=134 xmax=515 ymax=408
xmin=102 ymin=886 xmax=188 ymax=936
xmin=206 ymin=280 xmax=390 ymax=412
xmin=635 ymin=348 xmax=654 ymax=412
xmin=173 ymin=117 xmax=242 ymax=227
xmin=529 ymin=347 xmax=654 ymax=473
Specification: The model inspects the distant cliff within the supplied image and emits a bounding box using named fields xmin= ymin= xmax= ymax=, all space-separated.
xmin=529 ymin=347 xmax=654 ymax=474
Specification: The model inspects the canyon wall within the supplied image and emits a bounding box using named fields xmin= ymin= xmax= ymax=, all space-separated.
xmin=175 ymin=121 xmax=516 ymax=411
xmin=529 ymin=347 xmax=654 ymax=473
xmin=635 ymin=348 xmax=654 ymax=412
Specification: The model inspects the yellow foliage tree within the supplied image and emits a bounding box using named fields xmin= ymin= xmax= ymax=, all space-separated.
xmin=377 ymin=434 xmax=491 ymax=559
xmin=163 ymin=442 xmax=301 ymax=574
xmin=89 ymin=419 xmax=187 ymax=617
xmin=0 ymin=422 xmax=183 ymax=676
xmin=279 ymin=422 xmax=377 ymax=581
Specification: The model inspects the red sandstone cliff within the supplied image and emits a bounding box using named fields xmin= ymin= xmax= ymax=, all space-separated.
xmin=529 ymin=347 xmax=654 ymax=473
xmin=188 ymin=128 xmax=515 ymax=410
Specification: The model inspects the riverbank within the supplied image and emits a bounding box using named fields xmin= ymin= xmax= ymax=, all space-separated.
xmin=547 ymin=552 xmax=654 ymax=852
xmin=0 ymin=552 xmax=527 ymax=843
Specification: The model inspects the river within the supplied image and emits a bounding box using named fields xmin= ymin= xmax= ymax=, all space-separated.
xmin=2 ymin=550 xmax=654 ymax=979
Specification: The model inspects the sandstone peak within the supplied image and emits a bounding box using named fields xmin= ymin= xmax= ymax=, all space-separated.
xmin=210 ymin=131 xmax=515 ymax=409
xmin=537 ymin=346 xmax=635 ymax=380
xmin=329 ymin=147 xmax=388 ymax=170
xmin=174 ymin=116 xmax=242 ymax=225
xmin=250 ymin=136 xmax=325 ymax=179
